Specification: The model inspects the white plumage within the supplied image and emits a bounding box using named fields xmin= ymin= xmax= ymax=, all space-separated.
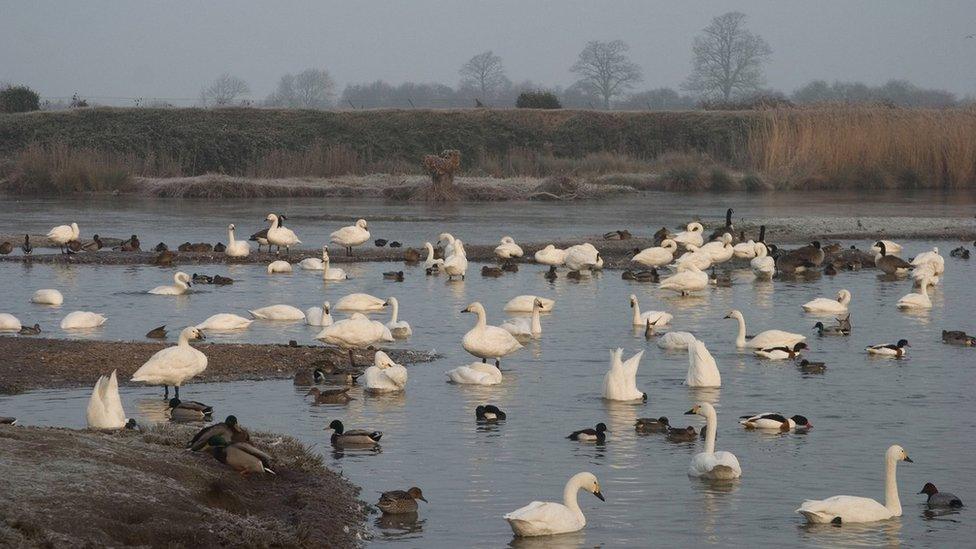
xmin=31 ymin=289 xmax=64 ymax=305
xmin=686 ymin=338 xmax=720 ymax=387
xmin=265 ymin=213 xmax=301 ymax=253
xmin=445 ymin=361 xmax=503 ymax=385
xmin=330 ymin=219 xmax=370 ymax=253
xmin=149 ymin=272 xmax=192 ymax=295
xmin=494 ymin=236 xmax=523 ymax=259
xmin=305 ymin=301 xmax=333 ymax=327
xmin=461 ymin=302 xmax=522 ymax=362
xmin=686 ymin=402 xmax=741 ymax=479
xmin=60 ymin=311 xmax=108 ymax=330
xmin=656 ymin=331 xmax=696 ymax=350
xmin=195 ymin=313 xmax=253 ymax=331
xmin=316 ymin=313 xmax=393 ymax=349
xmin=86 ymin=370 xmax=127 ymax=430
xmin=267 ymin=260 xmax=293 ymax=274
xmin=602 ymin=348 xmax=646 ymax=401
xmin=725 ymin=309 xmax=805 ymax=349
xmin=385 ymin=297 xmax=412 ymax=338
xmin=504 ymin=472 xmax=605 ymax=537
xmin=503 ymin=295 xmax=555 ymax=313
xmin=750 ymin=242 xmax=775 ymax=279
xmin=0 ymin=313 xmax=22 ymax=332
xmin=443 ymin=239 xmax=469 ymax=280
xmin=534 ymin=244 xmax=567 ymax=267
xmin=249 ymin=304 xmax=306 ymax=320
xmin=363 ymin=351 xmax=408 ymax=393
xmin=672 ymin=222 xmax=704 ymax=248
xmin=802 ymin=289 xmax=852 ymax=314
xmin=224 ymin=224 xmax=250 ymax=257
xmin=334 ymin=293 xmax=387 ymax=312
xmin=632 ymin=239 xmax=677 ymax=267
xmin=131 ymin=327 xmax=208 ymax=390
xmin=628 ymin=294 xmax=671 ymax=326
xmin=659 ymin=264 xmax=709 ymax=295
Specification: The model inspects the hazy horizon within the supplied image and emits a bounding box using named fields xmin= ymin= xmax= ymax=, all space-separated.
xmin=2 ymin=0 xmax=975 ymax=104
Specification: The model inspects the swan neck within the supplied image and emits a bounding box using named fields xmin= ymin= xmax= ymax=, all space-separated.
xmin=735 ymin=314 xmax=746 ymax=347
xmin=563 ymin=478 xmax=583 ymax=517
xmin=885 ymin=456 xmax=901 ymax=516
xmin=228 ymin=227 xmax=235 ymax=243
xmin=474 ymin=308 xmax=487 ymax=328
xmin=531 ymin=306 xmax=541 ymax=333
xmin=632 ymin=300 xmax=640 ymax=324
xmin=704 ymin=408 xmax=717 ymax=453
xmin=178 ymin=332 xmax=190 ymax=347
xmin=390 ymin=300 xmax=399 ymax=322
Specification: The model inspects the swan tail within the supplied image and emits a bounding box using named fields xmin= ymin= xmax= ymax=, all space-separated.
xmin=710 ymin=465 xmax=739 ymax=480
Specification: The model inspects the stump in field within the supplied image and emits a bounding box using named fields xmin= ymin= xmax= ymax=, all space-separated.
xmin=421 ymin=149 xmax=461 ymax=201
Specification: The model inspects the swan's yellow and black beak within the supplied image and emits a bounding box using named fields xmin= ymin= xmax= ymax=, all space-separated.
xmin=904 ymin=455 xmax=914 ymax=463
xmin=684 ymin=407 xmax=697 ymax=415
xmin=593 ymin=490 xmax=606 ymax=502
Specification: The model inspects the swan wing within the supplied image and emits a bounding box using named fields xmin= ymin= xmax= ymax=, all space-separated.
xmin=657 ymin=331 xmax=695 ymax=350
xmin=504 ymin=501 xmax=580 ymax=536
xmin=384 ymin=365 xmax=409 ymax=388
xmin=689 ymin=451 xmax=741 ymax=479
xmin=132 ymin=346 xmax=207 ymax=383
xmin=686 ymin=340 xmax=720 ymax=387
xmin=621 ymin=350 xmax=644 ymax=378
xmin=749 ymin=330 xmax=805 ymax=348
xmin=797 ymin=496 xmax=890 ymax=524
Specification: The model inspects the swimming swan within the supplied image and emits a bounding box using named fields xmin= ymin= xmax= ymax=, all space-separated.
xmin=86 ymin=370 xmax=127 ymax=430
xmin=632 ymin=239 xmax=677 ymax=267
xmin=503 ymin=295 xmax=555 ymax=313
xmin=363 ymin=350 xmax=408 ymax=393
xmin=686 ymin=338 xmax=721 ymax=387
xmin=149 ymin=272 xmax=192 ymax=295
xmin=330 ymin=218 xmax=370 ymax=255
xmin=195 ymin=313 xmax=253 ymax=331
xmin=495 ymin=236 xmax=524 ymax=259
xmin=501 ymin=297 xmax=544 ymax=339
xmin=724 ymin=309 xmax=805 ymax=349
xmin=750 ymin=242 xmax=775 ymax=279
xmin=224 ymin=224 xmax=251 ymax=257
xmin=685 ymin=403 xmax=741 ymax=479
xmin=602 ymin=348 xmax=647 ymax=401
xmin=657 ymin=331 xmax=696 ymax=350
xmin=248 ymin=304 xmax=306 ymax=321
xmin=265 ymin=213 xmax=301 ymax=254
xmin=659 ymin=264 xmax=709 ymax=295
xmin=131 ymin=327 xmax=208 ymax=399
xmin=321 ymin=246 xmax=347 ymax=280
xmin=802 ymin=289 xmax=852 ymax=314
xmin=335 ymin=293 xmax=387 ymax=312
xmin=629 ymin=294 xmax=672 ymax=327
xmin=31 ymin=289 xmax=64 ymax=305
xmin=461 ymin=302 xmax=522 ymax=363
xmin=385 ymin=297 xmax=412 ymax=338
xmin=897 ymin=277 xmax=932 ymax=309
xmin=445 ymin=360 xmax=503 ymax=385
xmin=60 ymin=311 xmax=108 ymax=330
xmin=267 ymin=260 xmax=293 ymax=274
xmin=305 ymin=301 xmax=333 ymax=327
xmin=797 ymin=445 xmax=912 ymax=524
xmin=504 ymin=472 xmax=605 ymax=537
xmin=0 ymin=313 xmax=22 ymax=332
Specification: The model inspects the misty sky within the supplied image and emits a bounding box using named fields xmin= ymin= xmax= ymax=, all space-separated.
xmin=2 ymin=0 xmax=975 ymax=104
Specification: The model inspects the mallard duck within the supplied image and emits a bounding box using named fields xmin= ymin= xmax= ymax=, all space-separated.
xmin=145 ymin=325 xmax=168 ymax=339
xmin=328 ymin=419 xmax=382 ymax=446
xmin=213 ymin=242 xmax=226 ymax=253
xmin=501 ymin=260 xmax=519 ymax=272
xmin=824 ymin=263 xmax=838 ymax=276
xmin=403 ymin=248 xmax=422 ymax=263
xmin=797 ymin=359 xmax=826 ymax=374
xmin=481 ymin=266 xmax=504 ymax=277
xmin=307 ymin=386 xmax=353 ymax=404
xmin=942 ymin=330 xmax=976 ymax=345
xmin=814 ymin=321 xmax=850 ymax=336
xmin=383 ymin=271 xmax=404 ymax=281
xmin=191 ymin=273 xmax=213 ymax=284
xmin=0 ymin=241 xmax=11 ymax=255
xmin=389 ymin=241 xmax=402 ymax=248
xmin=949 ymin=246 xmax=970 ymax=259
xmin=475 ymin=404 xmax=507 ymax=421
xmin=207 ymin=435 xmax=275 ymax=476
xmin=18 ymin=323 xmax=41 ymax=336
xmin=168 ymin=398 xmax=213 ymax=421
xmin=154 ymin=242 xmax=168 ymax=252
xmin=293 ymin=368 xmax=326 ymax=385
xmin=634 ymin=417 xmax=670 ymax=433
xmin=154 ymin=250 xmax=177 ymax=266
xmin=918 ymin=483 xmax=963 ymax=508
xmin=567 ymin=423 xmax=607 ymax=443
xmin=866 ymin=339 xmax=910 ymax=357
xmin=374 ymin=238 xmax=388 ymax=247
xmin=187 ymin=415 xmax=250 ymax=451
xmin=82 ymin=234 xmax=103 ymax=252
xmin=377 ymin=487 xmax=427 ymax=514
xmin=665 ymin=425 xmax=699 ymax=442
xmin=212 ymin=275 xmax=234 ymax=285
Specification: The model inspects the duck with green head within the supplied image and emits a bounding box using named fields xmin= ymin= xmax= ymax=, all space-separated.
xmin=207 ymin=435 xmax=275 ymax=476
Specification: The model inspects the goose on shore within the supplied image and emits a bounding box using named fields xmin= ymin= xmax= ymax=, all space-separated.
xmin=265 ymin=213 xmax=300 ymax=254
xmin=802 ymin=289 xmax=852 ymax=314
xmin=131 ymin=327 xmax=207 ymax=399
xmin=866 ymin=339 xmax=910 ymax=357
xmin=47 ymin=222 xmax=80 ymax=254
xmin=685 ymin=403 xmax=741 ymax=479
xmin=632 ymin=239 xmax=677 ymax=267
xmin=461 ymin=302 xmax=522 ymax=364
xmin=494 ymin=236 xmax=524 ymax=259
xmin=330 ymin=219 xmax=370 ymax=256
xmin=797 ymin=445 xmax=912 ymax=524
xmin=249 ymin=304 xmax=305 ymax=321
xmin=149 ymin=272 xmax=192 ymax=295
xmin=504 ymin=472 xmax=605 ymax=537
xmin=0 ymin=241 xmax=11 ymax=255
xmin=602 ymin=348 xmax=646 ymax=401
xmin=86 ymin=370 xmax=128 ymax=430
xmin=725 ymin=309 xmax=805 ymax=349
xmin=60 ymin=311 xmax=108 ymax=330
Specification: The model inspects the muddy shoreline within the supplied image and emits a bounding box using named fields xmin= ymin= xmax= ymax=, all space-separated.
xmin=0 ymin=337 xmax=435 ymax=395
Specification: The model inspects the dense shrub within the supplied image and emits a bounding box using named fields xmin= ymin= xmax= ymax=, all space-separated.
xmin=516 ymin=91 xmax=562 ymax=109
xmin=0 ymin=85 xmax=40 ymax=113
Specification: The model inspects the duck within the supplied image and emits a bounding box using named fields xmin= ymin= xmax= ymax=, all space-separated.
xmin=495 ymin=236 xmax=524 ymax=259
xmin=18 ymin=323 xmax=41 ymax=335
xmin=871 ymin=240 xmax=904 ymax=255
xmin=501 ymin=297 xmax=544 ymax=339
xmin=328 ymin=419 xmax=382 ymax=446
xmin=402 ymin=247 xmax=422 ymax=263
xmin=192 ymin=273 xmax=213 ymax=284
xmin=504 ymin=472 xmax=605 ymax=537
xmin=656 ymin=331 xmax=696 ymax=350
xmin=814 ymin=320 xmax=850 ymax=336
xmin=378 ymin=487 xmax=428 ymax=515
xmin=604 ymin=229 xmax=632 ymax=240
xmin=874 ymin=242 xmax=913 ymax=275
xmin=30 ymin=289 xmax=64 ymax=305
xmin=673 ymin=222 xmax=704 ymax=248
xmin=750 ymin=242 xmax=776 ymax=279
xmin=567 ymin=423 xmax=608 ymax=443
xmin=802 ymin=289 xmax=852 ymax=314
xmin=114 ymin=235 xmax=140 ymax=252
xmin=265 ymin=213 xmax=301 ymax=254
xmin=47 ymin=222 xmax=80 ymax=254
xmin=461 ymin=302 xmax=522 ymax=364
xmin=632 ymin=239 xmax=678 ymax=267
xmin=686 ymin=338 xmax=721 ymax=387
xmin=330 ymin=219 xmax=370 ymax=255
xmin=60 ymin=311 xmax=108 ymax=330
xmin=189 ymin=242 xmax=213 ymax=253
xmin=307 ymin=386 xmax=353 ymax=404
xmin=482 ymin=265 xmax=503 ymax=277
xmin=249 ymin=227 xmax=270 ymax=252
xmin=942 ymin=330 xmax=976 ymax=345
xmin=797 ymin=445 xmax=912 ymax=524
xmin=374 ymin=238 xmax=388 ymax=247
xmin=602 ymin=349 xmax=646 ymax=401
xmin=659 ymin=264 xmax=709 ymax=296
xmin=443 ymin=239 xmax=469 ymax=280
xmin=709 ymin=267 xmax=732 ymax=287
xmin=707 ymin=208 xmax=735 ymax=242
xmin=910 ymin=247 xmax=945 ymax=275
xmin=154 ymin=250 xmax=177 ymax=266
xmin=0 ymin=313 xmax=23 ymax=332
xmin=623 ymin=269 xmax=659 ymax=282
xmin=503 ymin=295 xmax=555 ymax=313
xmin=207 ymin=435 xmax=275 ymax=476
xmin=149 ymin=271 xmax=192 ymax=295
xmin=316 ymin=313 xmax=394 ymax=368
xmin=319 ymin=246 xmax=348 ymax=281
xmin=363 ymin=351 xmax=408 ymax=393
xmin=754 ymin=342 xmax=809 ymax=360
xmin=685 ymin=403 xmax=741 ymax=480
xmin=154 ymin=242 xmax=169 ymax=252
xmin=918 ymin=483 xmax=963 ymax=508
xmin=21 ymin=234 xmax=32 ymax=255
xmin=0 ymin=417 xmax=16 ymax=425
xmin=195 ymin=313 xmax=253 ymax=331
xmin=866 ymin=339 xmax=910 ymax=357
xmin=534 ymin=244 xmax=567 ymax=269
xmin=739 ymin=413 xmax=813 ymax=431
xmin=267 ymin=260 xmax=292 ymax=274
xmin=445 ymin=360 xmax=503 ymax=385
xmin=0 ymin=241 xmax=11 ymax=255
xmin=390 ymin=241 xmax=402 ymax=248
xmin=897 ymin=276 xmax=933 ymax=309
xmin=187 ymin=416 xmax=250 ymax=451
xmin=423 ymin=242 xmax=444 ymax=270
xmin=824 ymin=263 xmax=838 ymax=276
xmin=168 ymin=397 xmax=213 ymax=421
xmin=635 ymin=417 xmax=670 ymax=433
xmin=86 ymin=370 xmax=128 ymax=430
xmin=950 ymin=246 xmax=970 ymax=259
xmin=666 ymin=425 xmax=700 ymax=442
xmin=213 ymin=274 xmax=235 ymax=285
xmin=698 ymin=233 xmax=735 ymax=263
xmin=248 ymin=304 xmax=305 ymax=321
xmin=383 ymin=270 xmax=404 ymax=281
xmin=724 ymin=309 xmax=805 ymax=349
xmin=797 ymin=359 xmax=827 ymax=374
xmin=732 ymin=226 xmax=766 ymax=259
xmin=131 ymin=327 xmax=207 ymax=399
xmin=335 ymin=292 xmax=387 ymax=312
xmin=81 ymin=234 xmax=103 ymax=252
xmin=305 ymin=301 xmax=333 ymax=327
xmin=213 ymin=242 xmax=226 ymax=253
xmin=145 ymin=325 xmax=168 ymax=339
xmin=476 ymin=404 xmax=507 ymax=421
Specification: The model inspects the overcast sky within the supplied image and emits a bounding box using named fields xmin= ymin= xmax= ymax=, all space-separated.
xmin=2 ymin=0 xmax=975 ymax=104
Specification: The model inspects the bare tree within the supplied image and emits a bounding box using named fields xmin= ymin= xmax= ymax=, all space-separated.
xmin=459 ymin=51 xmax=510 ymax=101
xmin=201 ymin=73 xmax=250 ymax=106
xmin=570 ymin=40 xmax=642 ymax=109
xmin=267 ymin=69 xmax=335 ymax=109
xmin=683 ymin=12 xmax=772 ymax=101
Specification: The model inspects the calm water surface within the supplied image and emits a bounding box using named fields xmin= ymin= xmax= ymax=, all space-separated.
xmin=1 ymin=195 xmax=974 ymax=547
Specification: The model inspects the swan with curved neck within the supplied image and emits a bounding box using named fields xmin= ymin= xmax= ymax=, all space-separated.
xmin=632 ymin=239 xmax=677 ymax=267
xmin=385 ymin=297 xmax=412 ymax=338
xmin=225 ymin=224 xmax=250 ymax=257
xmin=802 ymin=289 xmax=852 ymax=313
xmin=686 ymin=338 xmax=720 ymax=387
xmin=504 ymin=472 xmax=605 ymax=537
xmin=461 ymin=302 xmax=522 ymax=363
xmin=265 ymin=213 xmax=301 ymax=254
xmin=629 ymin=294 xmax=672 ymax=327
xmin=149 ymin=272 xmax=192 ymax=295
xmin=501 ymin=298 xmax=544 ymax=339
xmin=724 ymin=309 xmax=805 ymax=349
xmin=751 ymin=242 xmax=775 ymax=279
xmin=423 ymin=242 xmax=444 ymax=269
xmin=685 ymin=402 xmax=741 ymax=479
xmin=131 ymin=327 xmax=208 ymax=399
xmin=322 ymin=246 xmax=347 ymax=281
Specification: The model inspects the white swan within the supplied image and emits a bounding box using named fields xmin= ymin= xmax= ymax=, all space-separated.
xmin=47 ymin=222 xmax=80 ymax=252
xmin=725 ymin=309 xmax=805 ymax=349
xmin=297 ymin=248 xmax=325 ymax=270
xmin=131 ymin=327 xmax=207 ymax=399
xmin=673 ymin=222 xmax=704 ymax=248
xmin=305 ymin=301 xmax=333 ymax=327
xmin=911 ymin=247 xmax=944 ymax=275
xmin=602 ymin=348 xmax=646 ymax=401
xmin=802 ymin=289 xmax=852 ymax=314
xmin=564 ymin=243 xmax=603 ymax=272
xmin=698 ymin=233 xmax=735 ymax=263
xmin=461 ymin=302 xmax=522 ymax=363
xmin=330 ymin=218 xmax=370 ymax=255
xmin=503 ymin=295 xmax=555 ymax=313
xmin=685 ymin=403 xmax=741 ymax=479
xmin=632 ymin=239 xmax=677 ymax=267
xmin=494 ymin=236 xmax=524 ymax=259
xmin=445 ymin=360 xmax=503 ymax=385
xmin=872 ymin=240 xmax=903 ymax=255
xmin=248 ymin=304 xmax=306 ymax=321
xmin=265 ymin=213 xmax=301 ymax=254
xmin=195 ymin=313 xmax=253 ymax=331
xmin=385 ymin=297 xmax=412 ymax=338
xmin=316 ymin=313 xmax=394 ymax=350
xmin=686 ymin=338 xmax=720 ymax=387
xmin=149 ymin=272 xmax=192 ymax=295
xmin=659 ymin=264 xmax=709 ymax=295
xmin=443 ymin=239 xmax=469 ymax=280
xmin=912 ymin=263 xmax=940 ymax=287
xmin=321 ymin=246 xmax=347 ymax=281
xmin=534 ymin=244 xmax=567 ymax=267
xmin=363 ymin=350 xmax=408 ymax=393
xmin=629 ymin=294 xmax=672 ymax=327
xmin=657 ymin=331 xmax=696 ymax=350
xmin=267 ymin=260 xmax=293 ymax=274
xmin=671 ymin=245 xmax=713 ymax=272
xmin=501 ymin=297 xmax=544 ymax=339
xmin=31 ymin=289 xmax=64 ymax=305
xmin=224 ymin=224 xmax=250 ymax=257
xmin=0 ymin=313 xmax=22 ymax=332
xmin=797 ymin=445 xmax=912 ymax=524
xmin=897 ymin=277 xmax=932 ymax=309
xmin=423 ymin=242 xmax=444 ymax=270
xmin=437 ymin=233 xmax=457 ymax=258
xmin=335 ymin=293 xmax=387 ymax=312
xmin=733 ymin=239 xmax=758 ymax=259
xmin=750 ymin=242 xmax=775 ymax=279
xmin=86 ymin=370 xmax=127 ymax=430
xmin=504 ymin=472 xmax=605 ymax=537
xmin=60 ymin=311 xmax=108 ymax=330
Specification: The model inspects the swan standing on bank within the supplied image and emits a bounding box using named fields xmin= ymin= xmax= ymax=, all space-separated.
xmin=802 ymin=289 xmax=852 ymax=314
xmin=750 ymin=242 xmax=775 ymax=279
xmin=504 ymin=472 xmax=605 ymax=537
xmin=385 ymin=297 xmax=412 ymax=338
xmin=131 ymin=327 xmax=208 ymax=399
xmin=797 ymin=445 xmax=913 ymax=524
xmin=897 ymin=277 xmax=933 ymax=309
xmin=443 ymin=239 xmax=469 ymax=280
xmin=673 ymin=222 xmax=704 ymax=248
xmin=504 ymin=295 xmax=555 ymax=313
xmin=685 ymin=403 xmax=741 ymax=479
xmin=363 ymin=350 xmax=408 ymax=393
xmin=659 ymin=264 xmax=709 ymax=295
xmin=632 ymin=239 xmax=677 ymax=267
xmin=629 ymin=294 xmax=672 ymax=327
xmin=224 ymin=224 xmax=251 ymax=257
xmin=335 ymin=293 xmax=387 ymax=312
xmin=445 ymin=359 xmax=503 ymax=385
xmin=149 ymin=272 xmax=192 ymax=295
xmin=195 ymin=313 xmax=253 ymax=331
xmin=61 ymin=311 xmax=108 ymax=330
xmin=461 ymin=302 xmax=522 ymax=364
xmin=47 ymin=222 xmax=80 ymax=253
xmin=86 ymin=370 xmax=127 ymax=430
xmin=330 ymin=219 xmax=370 ymax=256
xmin=31 ymin=289 xmax=64 ymax=305
xmin=305 ymin=301 xmax=333 ymax=327
xmin=265 ymin=213 xmax=301 ymax=255
xmin=686 ymin=339 xmax=720 ymax=387
xmin=502 ymin=297 xmax=544 ymax=339
xmin=495 ymin=236 xmax=524 ymax=259
xmin=602 ymin=348 xmax=647 ymax=401
xmin=248 ymin=304 xmax=306 ymax=320
xmin=725 ymin=309 xmax=805 ymax=349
